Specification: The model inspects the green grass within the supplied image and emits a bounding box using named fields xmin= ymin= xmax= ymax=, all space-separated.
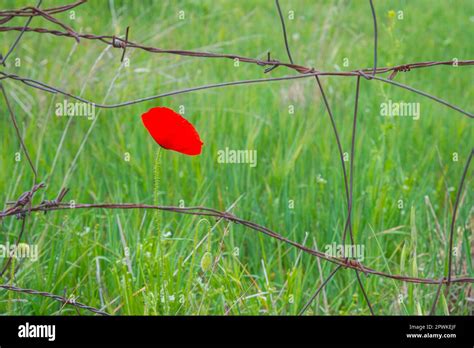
xmin=0 ymin=0 xmax=472 ymax=315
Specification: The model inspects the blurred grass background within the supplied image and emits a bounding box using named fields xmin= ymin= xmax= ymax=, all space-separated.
xmin=0 ymin=0 xmax=472 ymax=315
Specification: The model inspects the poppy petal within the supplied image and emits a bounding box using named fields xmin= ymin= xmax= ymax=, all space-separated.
xmin=141 ymin=107 xmax=203 ymax=156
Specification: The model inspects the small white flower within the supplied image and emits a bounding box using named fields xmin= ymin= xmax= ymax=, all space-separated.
xmin=316 ymin=174 xmax=327 ymax=185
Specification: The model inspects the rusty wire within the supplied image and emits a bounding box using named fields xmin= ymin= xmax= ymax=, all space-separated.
xmin=0 ymin=284 xmax=109 ymax=316
xmin=0 ymin=26 xmax=472 ymax=117
xmin=0 ymin=0 xmax=85 ymax=18
xmin=1 ymin=201 xmax=472 ymax=286
xmin=0 ymin=0 xmax=472 ymax=316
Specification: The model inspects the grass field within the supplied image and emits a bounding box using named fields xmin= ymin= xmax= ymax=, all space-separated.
xmin=0 ymin=0 xmax=472 ymax=315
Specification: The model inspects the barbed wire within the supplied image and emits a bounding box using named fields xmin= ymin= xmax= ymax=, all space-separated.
xmin=0 ymin=28 xmax=473 ymax=116
xmin=0 ymin=0 xmax=85 ymax=18
xmin=0 ymin=0 xmax=472 ymax=316
xmin=0 ymin=201 xmax=472 ymax=286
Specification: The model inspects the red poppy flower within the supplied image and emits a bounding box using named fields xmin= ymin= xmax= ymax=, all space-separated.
xmin=141 ymin=107 xmax=203 ymax=156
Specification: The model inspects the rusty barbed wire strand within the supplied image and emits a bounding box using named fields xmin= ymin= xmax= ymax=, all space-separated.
xmin=0 ymin=0 xmax=45 ymax=285
xmin=275 ymin=0 xmax=293 ymax=64
xmin=349 ymin=75 xmax=376 ymax=314
xmin=299 ymin=265 xmax=342 ymax=315
xmin=2 ymin=25 xmax=473 ymax=76
xmin=119 ymin=26 xmax=129 ymax=62
xmin=0 ymin=284 xmax=109 ymax=316
xmin=344 ymin=76 xmax=361 ymax=251
xmin=0 ymin=68 xmax=359 ymax=110
xmin=1 ymin=63 xmax=471 ymax=117
xmin=314 ymin=76 xmax=355 ymax=247
xmin=0 ymin=0 xmax=86 ymax=18
xmin=0 ymin=217 xmax=26 ymax=277
xmin=429 ymin=277 xmax=445 ymax=315
xmin=274 ymin=0 xmax=374 ymax=314
xmin=343 ymin=0 xmax=378 ymax=314
xmin=424 ymin=151 xmax=473 ymax=315
xmin=0 ymin=182 xmax=46 ymax=277
xmin=0 ymin=0 xmax=42 ymax=65
xmin=446 ymin=150 xmax=473 ymax=284
xmin=369 ymin=0 xmax=377 ymax=78
xmin=0 ymin=0 xmax=472 ymax=315
xmin=0 ymin=83 xmax=37 ymax=183
xmin=1 ymin=200 xmax=472 ymax=286
xmin=0 ymin=70 xmax=325 ymax=106
xmin=0 ymin=12 xmax=472 ymax=117
xmin=366 ymin=74 xmax=473 ymax=118
xmin=313 ymin=75 xmax=374 ymax=314
xmin=273 ymin=0 xmax=372 ymax=312
xmin=355 ymin=269 xmax=374 ymax=314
